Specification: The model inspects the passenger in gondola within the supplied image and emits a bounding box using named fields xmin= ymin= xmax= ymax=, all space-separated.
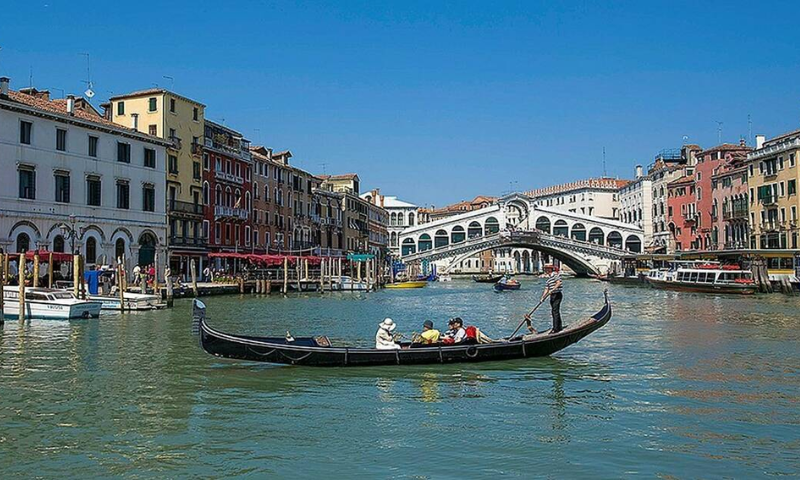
xmin=375 ymin=318 xmax=401 ymax=350
xmin=415 ymin=320 xmax=440 ymax=344
xmin=442 ymin=317 xmax=467 ymax=344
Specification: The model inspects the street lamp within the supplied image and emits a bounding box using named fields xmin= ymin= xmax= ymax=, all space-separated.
xmin=59 ymin=214 xmax=78 ymax=254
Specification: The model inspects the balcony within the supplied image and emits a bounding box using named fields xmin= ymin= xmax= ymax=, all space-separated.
xmin=168 ymin=136 xmax=182 ymax=151
xmin=760 ymin=195 xmax=778 ymax=206
xmin=214 ymin=204 xmax=249 ymax=220
xmin=168 ymin=236 xmax=207 ymax=247
xmin=214 ymin=170 xmax=244 ymax=185
xmin=723 ymin=208 xmax=748 ymax=221
xmin=760 ymin=220 xmax=784 ymax=232
xmin=168 ymin=200 xmax=204 ymax=216
xmin=204 ymin=137 xmax=252 ymax=162
xmin=191 ymin=142 xmax=203 ymax=156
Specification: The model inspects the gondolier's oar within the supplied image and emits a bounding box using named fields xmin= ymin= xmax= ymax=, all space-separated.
xmin=507 ymin=293 xmax=550 ymax=339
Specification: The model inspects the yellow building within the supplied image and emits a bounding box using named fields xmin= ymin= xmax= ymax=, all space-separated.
xmin=747 ymin=131 xmax=800 ymax=251
xmin=108 ymin=89 xmax=207 ymax=272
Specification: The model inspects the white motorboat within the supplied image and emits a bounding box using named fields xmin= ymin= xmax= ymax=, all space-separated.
xmin=437 ymin=273 xmax=453 ymax=282
xmin=88 ymin=291 xmax=166 ymax=311
xmin=2 ymin=286 xmax=102 ymax=319
xmin=336 ymin=275 xmax=369 ymax=291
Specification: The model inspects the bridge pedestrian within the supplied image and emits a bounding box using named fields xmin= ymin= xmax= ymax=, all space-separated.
xmin=542 ymin=267 xmax=563 ymax=333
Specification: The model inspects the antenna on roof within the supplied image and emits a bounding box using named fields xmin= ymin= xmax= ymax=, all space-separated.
xmin=163 ymin=75 xmax=174 ymax=90
xmin=29 ymin=65 xmax=33 ymax=90
xmin=320 ymin=162 xmax=327 ymax=175
xmin=79 ymin=53 xmax=95 ymax=99
xmin=747 ymin=114 xmax=752 ymax=146
xmin=716 ymin=121 xmax=723 ymax=144
xmin=602 ymin=147 xmax=607 ymax=177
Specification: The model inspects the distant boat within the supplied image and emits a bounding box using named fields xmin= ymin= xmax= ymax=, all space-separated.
xmin=648 ymin=261 xmax=757 ymax=295
xmin=3 ymin=286 xmax=102 ymax=319
xmin=385 ymin=281 xmax=427 ymax=289
xmin=494 ymin=277 xmax=521 ymax=291
xmin=437 ymin=274 xmax=453 ymax=282
xmin=473 ymin=274 xmax=503 ymax=283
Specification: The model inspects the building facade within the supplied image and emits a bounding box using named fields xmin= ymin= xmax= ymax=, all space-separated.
xmin=320 ymin=174 xmax=370 ymax=253
xmin=108 ymin=88 xmax=207 ymax=274
xmin=667 ymin=173 xmax=697 ymax=251
xmin=202 ymin=120 xmax=252 ymax=259
xmin=360 ymin=189 xmax=416 ymax=258
xmin=748 ymin=131 xmax=800 ymax=250
xmin=619 ymin=165 xmax=654 ymax=246
xmin=526 ymin=177 xmax=629 ymax=220
xmin=0 ymin=79 xmax=168 ymax=275
xmin=711 ymin=153 xmax=749 ymax=250
xmin=649 ymin=145 xmax=700 ymax=252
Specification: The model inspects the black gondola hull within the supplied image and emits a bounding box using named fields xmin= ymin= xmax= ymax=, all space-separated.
xmin=193 ymin=294 xmax=611 ymax=367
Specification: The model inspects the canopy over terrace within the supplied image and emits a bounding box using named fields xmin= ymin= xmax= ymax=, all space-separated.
xmin=207 ymin=252 xmax=327 ymax=267
xmin=6 ymin=250 xmax=76 ymax=262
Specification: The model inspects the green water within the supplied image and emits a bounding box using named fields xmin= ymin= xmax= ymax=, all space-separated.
xmin=1 ymin=279 xmax=799 ymax=478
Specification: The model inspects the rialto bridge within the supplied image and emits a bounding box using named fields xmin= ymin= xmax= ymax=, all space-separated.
xmin=398 ymin=193 xmax=645 ymax=275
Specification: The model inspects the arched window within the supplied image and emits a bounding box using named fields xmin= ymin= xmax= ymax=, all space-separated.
xmin=245 ymin=191 xmax=251 ymax=212
xmin=484 ymin=217 xmax=500 ymax=235
xmin=397 ymin=212 xmax=405 ymax=226
xmin=571 ymin=223 xmax=586 ymax=241
xmin=203 ymin=181 xmax=210 ymax=205
xmin=401 ymin=238 xmax=416 ymax=256
xmin=215 ymin=185 xmax=222 ymax=205
xmin=589 ymin=227 xmax=604 ymax=245
xmin=418 ymin=234 xmax=433 ymax=252
xmin=85 ymin=237 xmax=97 ymax=264
xmin=235 ymin=189 xmax=242 ymax=208
xmin=390 ymin=212 xmax=397 ymax=226
xmin=390 ymin=231 xmax=397 ymax=246
xmin=553 ymin=220 xmax=569 ymax=237
xmin=115 ymin=238 xmax=126 ymax=261
xmin=408 ymin=212 xmax=415 ymax=226
xmin=434 ymin=229 xmax=449 ymax=248
xmin=53 ymin=235 xmax=65 ymax=253
xmin=467 ymin=221 xmax=482 ymax=238
xmin=138 ymin=232 xmax=156 ymax=266
xmin=625 ymin=235 xmax=642 ymax=253
xmin=16 ymin=233 xmax=30 ymax=253
xmin=451 ymin=225 xmax=466 ymax=243
xmin=535 ymin=216 xmax=551 ymax=234
xmin=607 ymin=231 xmax=623 ymax=249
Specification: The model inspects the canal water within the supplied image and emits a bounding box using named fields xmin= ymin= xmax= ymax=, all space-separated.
xmin=1 ymin=279 xmax=799 ymax=478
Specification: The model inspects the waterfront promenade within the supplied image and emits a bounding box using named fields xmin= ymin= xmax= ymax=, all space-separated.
xmin=1 ymin=279 xmax=798 ymax=478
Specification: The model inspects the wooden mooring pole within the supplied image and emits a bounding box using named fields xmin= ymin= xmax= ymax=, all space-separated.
xmin=47 ymin=252 xmax=54 ymax=288
xmin=118 ymin=262 xmax=126 ymax=311
xmin=33 ymin=251 xmax=40 ymax=288
xmin=190 ymin=259 xmax=199 ymax=297
xmin=0 ymin=253 xmax=5 ymax=323
xmin=73 ymin=254 xmax=81 ymax=298
xmin=283 ymin=257 xmax=289 ymax=294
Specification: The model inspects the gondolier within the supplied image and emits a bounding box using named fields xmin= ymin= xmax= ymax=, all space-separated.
xmin=543 ymin=268 xmax=563 ymax=333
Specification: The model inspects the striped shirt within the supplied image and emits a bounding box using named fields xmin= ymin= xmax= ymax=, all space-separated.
xmin=545 ymin=272 xmax=563 ymax=294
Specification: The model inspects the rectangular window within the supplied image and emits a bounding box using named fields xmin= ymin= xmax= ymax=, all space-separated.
xmin=193 ymin=161 xmax=201 ymax=180
xmin=56 ymin=128 xmax=67 ymax=151
xmin=144 ymin=148 xmax=156 ymax=168
xmin=116 ymin=181 xmax=130 ymax=209
xmin=18 ymin=167 xmax=36 ymax=199
xmin=142 ymin=184 xmax=156 ymax=212
xmin=148 ymin=97 xmax=157 ymax=112
xmin=789 ymin=179 xmax=797 ymax=196
xmin=87 ymin=176 xmax=101 ymax=206
xmin=20 ymin=120 xmax=32 ymax=144
xmin=55 ymin=172 xmax=70 ymax=203
xmin=790 ymin=153 xmax=796 ymax=167
xmin=117 ymin=102 xmax=125 ymax=115
xmin=117 ymin=142 xmax=131 ymax=163
xmin=169 ymin=128 xmax=176 ymax=139
xmin=193 ymin=107 xmax=199 ymax=121
xmin=203 ymin=153 xmax=210 ymax=170
xmin=215 ymin=222 xmax=221 ymax=243
xmin=168 ymin=155 xmax=179 ymax=174
xmin=203 ymin=220 xmax=210 ymax=241
xmin=148 ymin=125 xmax=158 ymax=136
xmin=88 ymin=135 xmax=98 ymax=157
xmin=169 ymin=98 xmax=176 ymax=113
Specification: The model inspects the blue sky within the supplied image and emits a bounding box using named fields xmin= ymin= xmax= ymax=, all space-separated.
xmin=2 ymin=1 xmax=800 ymax=206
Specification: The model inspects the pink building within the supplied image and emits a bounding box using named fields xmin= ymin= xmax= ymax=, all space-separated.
xmin=711 ymin=149 xmax=750 ymax=249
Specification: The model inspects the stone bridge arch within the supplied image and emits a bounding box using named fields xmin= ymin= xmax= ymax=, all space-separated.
xmin=445 ymin=240 xmax=600 ymax=276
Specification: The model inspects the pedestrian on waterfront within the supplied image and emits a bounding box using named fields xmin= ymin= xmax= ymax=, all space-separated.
xmin=148 ymin=264 xmax=156 ymax=284
xmin=542 ymin=268 xmax=563 ymax=333
xmin=375 ymin=318 xmax=401 ymax=350
xmin=132 ymin=264 xmax=141 ymax=286
xmin=203 ymin=266 xmax=210 ymax=283
xmin=415 ymin=320 xmax=440 ymax=344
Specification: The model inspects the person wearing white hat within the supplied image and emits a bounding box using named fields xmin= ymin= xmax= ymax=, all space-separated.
xmin=375 ymin=318 xmax=401 ymax=350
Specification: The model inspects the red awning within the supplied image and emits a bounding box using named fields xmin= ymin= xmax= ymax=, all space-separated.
xmin=7 ymin=250 xmax=75 ymax=262
xmin=207 ymin=252 xmax=324 ymax=266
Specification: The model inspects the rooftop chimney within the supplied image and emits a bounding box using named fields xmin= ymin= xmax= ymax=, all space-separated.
xmin=635 ymin=164 xmax=643 ymax=179
xmin=0 ymin=77 xmax=9 ymax=97
xmin=755 ymin=134 xmax=766 ymax=150
xmin=66 ymin=94 xmax=75 ymax=116
xmin=131 ymin=113 xmax=139 ymax=130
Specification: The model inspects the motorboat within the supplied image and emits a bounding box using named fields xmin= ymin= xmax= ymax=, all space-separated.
xmin=648 ymin=261 xmax=756 ymax=295
xmin=3 ymin=286 xmax=102 ymax=319
xmin=437 ymin=274 xmax=452 ymax=282
xmin=385 ymin=281 xmax=427 ymax=289
xmin=88 ymin=291 xmax=166 ymax=311
xmin=336 ymin=276 xmax=369 ymax=291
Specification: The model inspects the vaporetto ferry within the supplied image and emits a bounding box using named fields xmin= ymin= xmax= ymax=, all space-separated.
xmin=647 ymin=261 xmax=756 ymax=295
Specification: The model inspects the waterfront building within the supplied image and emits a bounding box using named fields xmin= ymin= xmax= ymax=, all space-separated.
xmin=424 ymin=196 xmax=496 ymax=222
xmin=747 ymin=131 xmax=800 ymax=250
xmin=360 ymin=189 xmax=417 ymax=258
xmin=619 ymin=165 xmax=654 ymax=247
xmin=312 ymin=187 xmax=344 ymax=254
xmin=202 ymin=120 xmax=252 ymax=260
xmin=359 ymin=192 xmax=390 ymax=262
xmin=526 ymin=177 xmax=629 ymax=220
xmin=108 ymin=88 xmax=207 ymax=274
xmin=666 ymin=173 xmax=697 ymax=251
xmin=0 ymin=78 xmax=168 ymax=274
xmin=693 ymin=142 xmax=752 ymax=251
xmin=710 ymin=147 xmax=750 ymax=250
xmin=650 ymin=145 xmax=700 ymax=252
xmin=319 ymin=174 xmax=370 ymax=252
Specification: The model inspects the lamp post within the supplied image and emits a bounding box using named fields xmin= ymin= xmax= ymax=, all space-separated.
xmin=59 ymin=215 xmax=79 ymax=254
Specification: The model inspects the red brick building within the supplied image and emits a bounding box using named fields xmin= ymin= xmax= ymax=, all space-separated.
xmin=202 ymin=120 xmax=252 ymax=260
xmin=711 ymin=150 xmax=750 ymax=249
xmin=667 ymin=174 xmax=697 ymax=251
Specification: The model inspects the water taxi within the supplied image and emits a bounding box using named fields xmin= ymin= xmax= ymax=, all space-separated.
xmin=648 ymin=261 xmax=756 ymax=295
xmin=3 ymin=286 xmax=103 ymax=319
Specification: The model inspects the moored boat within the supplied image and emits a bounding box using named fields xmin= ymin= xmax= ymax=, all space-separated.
xmin=648 ymin=261 xmax=756 ymax=295
xmin=336 ymin=276 xmax=369 ymax=291
xmin=385 ymin=281 xmax=427 ymax=289
xmin=3 ymin=286 xmax=102 ymax=319
xmin=191 ymin=292 xmax=612 ymax=367
xmin=493 ymin=277 xmax=521 ymax=291
xmin=88 ymin=292 xmax=167 ymax=311
xmin=473 ymin=274 xmax=503 ymax=283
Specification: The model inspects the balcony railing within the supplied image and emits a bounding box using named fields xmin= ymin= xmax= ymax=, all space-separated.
xmin=169 ymin=136 xmax=182 ymax=151
xmin=214 ymin=204 xmax=249 ymax=220
xmin=168 ymin=200 xmax=204 ymax=216
xmin=191 ymin=142 xmax=203 ymax=156
xmin=204 ymin=137 xmax=252 ymax=162
xmin=168 ymin=236 xmax=208 ymax=247
xmin=214 ymin=170 xmax=244 ymax=185
xmin=722 ymin=208 xmax=748 ymax=221
xmin=760 ymin=195 xmax=778 ymax=205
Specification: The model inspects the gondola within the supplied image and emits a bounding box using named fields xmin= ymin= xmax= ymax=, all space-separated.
xmin=493 ymin=280 xmax=521 ymax=291
xmin=190 ymin=292 xmax=612 ymax=367
xmin=472 ymin=274 xmax=504 ymax=283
